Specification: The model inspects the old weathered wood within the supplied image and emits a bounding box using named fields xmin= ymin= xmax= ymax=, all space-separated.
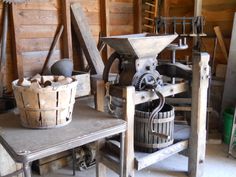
xmin=99 ymin=0 xmax=110 ymax=60
xmin=10 ymin=3 xmax=23 ymax=79
xmin=133 ymin=0 xmax=142 ymax=33
xmin=188 ymin=52 xmax=210 ymax=177
xmin=41 ymin=25 xmax=64 ymax=75
xmin=221 ymin=13 xmax=236 ymax=123
xmin=71 ymin=3 xmax=104 ymax=75
xmin=214 ymin=26 xmax=228 ymax=63
xmin=72 ymin=71 xmax=91 ymax=98
xmin=135 ymin=140 xmax=188 ymax=170
xmin=61 ymin=0 xmax=73 ymax=59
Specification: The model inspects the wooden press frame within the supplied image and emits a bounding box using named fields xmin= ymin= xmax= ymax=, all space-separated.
xmin=94 ymin=52 xmax=210 ymax=177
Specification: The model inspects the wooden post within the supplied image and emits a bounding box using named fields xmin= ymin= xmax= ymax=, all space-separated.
xmin=188 ymin=52 xmax=210 ymax=177
xmin=96 ymin=140 xmax=107 ymax=177
xmin=133 ymin=0 xmax=142 ymax=33
xmin=122 ymin=86 xmax=135 ymax=177
xmin=95 ymin=79 xmax=105 ymax=112
xmin=61 ymin=0 xmax=73 ymax=59
xmin=99 ymin=0 xmax=110 ymax=60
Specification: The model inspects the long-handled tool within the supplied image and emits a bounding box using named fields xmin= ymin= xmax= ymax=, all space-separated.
xmin=41 ymin=25 xmax=64 ymax=75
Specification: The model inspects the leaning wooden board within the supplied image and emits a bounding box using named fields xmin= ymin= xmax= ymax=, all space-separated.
xmin=71 ymin=3 xmax=104 ymax=75
xmin=221 ymin=13 xmax=236 ymax=120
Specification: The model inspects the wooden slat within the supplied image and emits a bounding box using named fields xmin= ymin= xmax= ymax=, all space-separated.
xmin=16 ymin=1 xmax=60 ymax=11
xmin=71 ymin=3 xmax=104 ymax=75
xmin=15 ymin=9 xmax=59 ymax=25
xmin=18 ymin=38 xmax=60 ymax=52
xmin=214 ymin=26 xmax=228 ymax=62
xmin=16 ymin=25 xmax=58 ymax=39
xmin=110 ymin=14 xmax=133 ymax=25
xmin=135 ymin=140 xmax=188 ymax=170
xmin=110 ymin=2 xmax=133 ymax=14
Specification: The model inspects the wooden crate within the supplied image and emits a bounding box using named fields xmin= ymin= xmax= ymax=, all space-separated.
xmin=72 ymin=71 xmax=91 ymax=98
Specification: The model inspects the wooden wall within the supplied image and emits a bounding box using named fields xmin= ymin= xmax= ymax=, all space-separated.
xmin=109 ymin=0 xmax=134 ymax=36
xmin=0 ymin=0 xmax=134 ymax=92
xmin=202 ymin=0 xmax=236 ymax=65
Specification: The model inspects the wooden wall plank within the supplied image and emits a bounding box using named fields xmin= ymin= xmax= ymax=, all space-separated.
xmin=16 ymin=25 xmax=58 ymax=39
xmin=15 ymin=10 xmax=59 ymax=25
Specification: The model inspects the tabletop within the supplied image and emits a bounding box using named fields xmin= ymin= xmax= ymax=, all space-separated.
xmin=0 ymin=102 xmax=126 ymax=163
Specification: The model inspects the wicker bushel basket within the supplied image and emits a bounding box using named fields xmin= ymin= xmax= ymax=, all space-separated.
xmin=12 ymin=80 xmax=78 ymax=129
xmin=134 ymin=102 xmax=175 ymax=153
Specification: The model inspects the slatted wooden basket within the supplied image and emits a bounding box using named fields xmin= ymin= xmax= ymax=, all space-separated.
xmin=12 ymin=79 xmax=78 ymax=129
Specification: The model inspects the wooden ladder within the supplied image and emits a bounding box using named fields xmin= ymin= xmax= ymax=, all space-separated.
xmin=142 ymin=0 xmax=159 ymax=32
xmin=228 ymin=106 xmax=236 ymax=158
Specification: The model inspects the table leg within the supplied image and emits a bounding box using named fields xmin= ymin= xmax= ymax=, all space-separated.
xmin=72 ymin=148 xmax=76 ymax=176
xmin=96 ymin=139 xmax=106 ymax=177
xmin=23 ymin=162 xmax=31 ymax=177
xmin=120 ymin=132 xmax=125 ymax=177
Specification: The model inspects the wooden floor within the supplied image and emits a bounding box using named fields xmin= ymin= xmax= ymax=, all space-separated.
xmin=32 ymin=143 xmax=236 ymax=177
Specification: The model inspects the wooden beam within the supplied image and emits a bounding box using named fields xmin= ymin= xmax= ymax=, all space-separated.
xmin=99 ymin=0 xmax=110 ymax=60
xmin=214 ymin=26 xmax=228 ymax=63
xmin=135 ymin=140 xmax=188 ymax=171
xmin=10 ymin=3 xmax=23 ymax=79
xmin=188 ymin=52 xmax=210 ymax=177
xmin=61 ymin=0 xmax=73 ymax=59
xmin=133 ymin=0 xmax=142 ymax=33
xmin=71 ymin=3 xmax=104 ymax=75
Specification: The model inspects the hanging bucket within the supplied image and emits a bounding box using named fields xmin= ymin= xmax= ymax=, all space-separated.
xmin=134 ymin=102 xmax=175 ymax=153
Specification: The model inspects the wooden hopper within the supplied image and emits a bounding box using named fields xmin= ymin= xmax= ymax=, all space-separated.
xmin=101 ymin=33 xmax=178 ymax=58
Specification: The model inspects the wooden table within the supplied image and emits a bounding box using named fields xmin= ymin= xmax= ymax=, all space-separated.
xmin=0 ymin=102 xmax=127 ymax=177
